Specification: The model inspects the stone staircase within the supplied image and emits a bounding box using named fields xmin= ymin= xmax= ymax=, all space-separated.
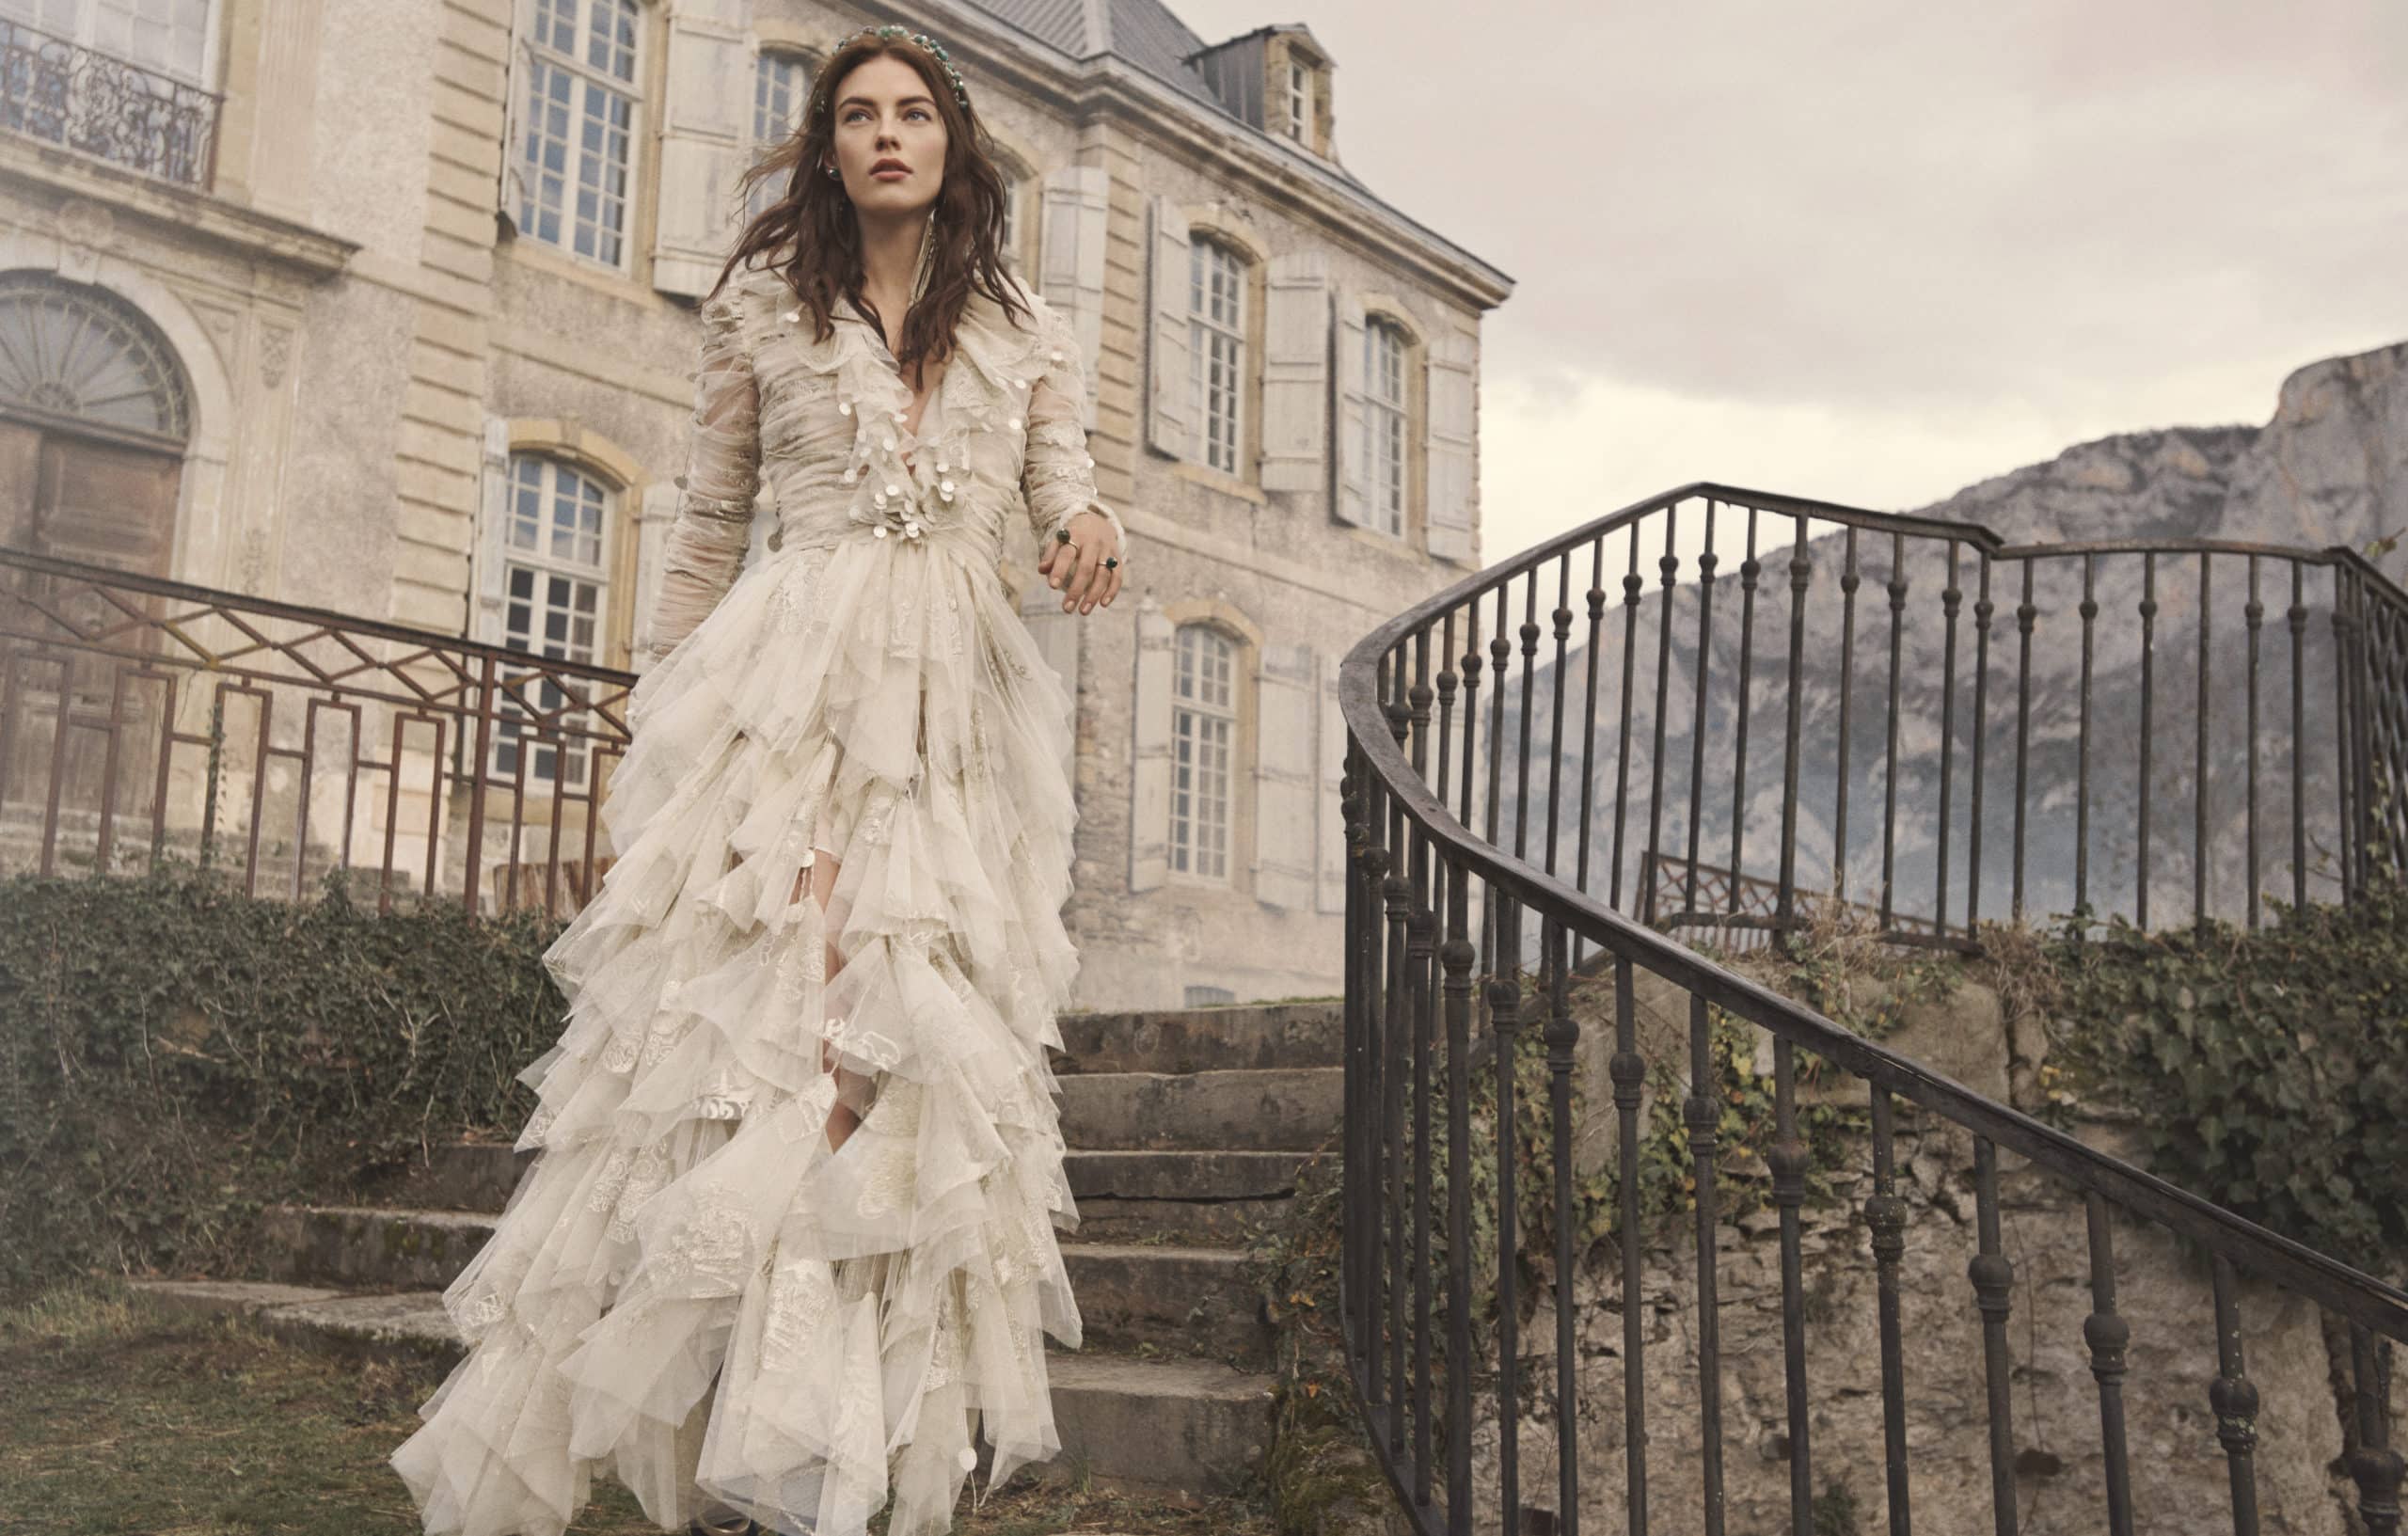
xmin=134 ymin=998 xmax=1342 ymax=1499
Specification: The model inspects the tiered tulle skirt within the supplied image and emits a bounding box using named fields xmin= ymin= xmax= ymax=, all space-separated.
xmin=390 ymin=529 xmax=1086 ymax=1536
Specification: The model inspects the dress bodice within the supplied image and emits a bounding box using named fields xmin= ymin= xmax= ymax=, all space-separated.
xmin=642 ymin=263 xmax=1128 ymax=659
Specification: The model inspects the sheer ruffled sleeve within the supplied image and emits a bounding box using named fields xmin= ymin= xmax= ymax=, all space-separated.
xmin=1019 ymin=304 xmax=1129 ymax=556
xmin=642 ymin=287 xmax=762 ymax=661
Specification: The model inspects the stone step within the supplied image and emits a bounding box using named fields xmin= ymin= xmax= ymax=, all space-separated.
xmin=1049 ymin=1241 xmax=1270 ymax=1367
xmin=128 ymin=1279 xmax=1275 ymax=1494
xmin=1054 ymin=1000 xmax=1342 ymax=1076
xmin=1057 ymin=1068 xmax=1343 ymax=1151
xmin=257 ymin=1205 xmax=1272 ymax=1367
xmin=1061 ymin=1149 xmax=1308 ymax=1245
xmin=402 ymin=1122 xmax=1326 ymax=1224
xmin=1064 ymin=1149 xmax=1312 ymax=1203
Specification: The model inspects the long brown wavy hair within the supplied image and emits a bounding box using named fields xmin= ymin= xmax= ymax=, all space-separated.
xmin=713 ymin=34 xmax=1032 ymax=387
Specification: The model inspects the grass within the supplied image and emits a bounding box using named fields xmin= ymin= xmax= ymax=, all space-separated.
xmin=0 ymin=1277 xmax=1274 ymax=1536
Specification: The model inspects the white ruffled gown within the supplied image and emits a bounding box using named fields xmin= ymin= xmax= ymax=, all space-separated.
xmin=390 ymin=263 xmax=1129 ymax=1536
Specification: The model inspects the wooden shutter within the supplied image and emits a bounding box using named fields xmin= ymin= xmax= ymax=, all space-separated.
xmin=1260 ymin=250 xmax=1329 ymax=492
xmin=1020 ymin=599 xmax=1081 ymax=784
xmin=1129 ymin=599 xmax=1173 ymax=892
xmin=1039 ymin=164 xmax=1111 ymax=431
xmin=1425 ymin=327 xmax=1478 ymax=562
xmin=470 ymin=420 xmax=512 ymax=645
xmin=1331 ymin=287 xmax=1368 ymax=527
xmin=630 ymin=479 xmax=679 ymax=660
xmin=1316 ymin=647 xmax=1347 ymax=912
xmin=1252 ymin=639 xmax=1318 ymax=911
xmin=497 ymin=1 xmax=534 ymax=231
xmin=1144 ymin=194 xmax=1192 ymax=459
xmin=650 ymin=0 xmax=751 ymax=299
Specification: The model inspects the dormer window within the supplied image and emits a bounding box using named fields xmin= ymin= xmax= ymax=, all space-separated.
xmin=1286 ymin=59 xmax=1307 ymax=142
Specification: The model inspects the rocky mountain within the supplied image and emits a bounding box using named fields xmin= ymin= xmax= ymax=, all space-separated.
xmin=1491 ymin=340 xmax=2407 ymax=939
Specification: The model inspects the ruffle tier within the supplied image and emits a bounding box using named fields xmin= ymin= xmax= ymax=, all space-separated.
xmin=390 ymin=526 xmax=1086 ymax=1536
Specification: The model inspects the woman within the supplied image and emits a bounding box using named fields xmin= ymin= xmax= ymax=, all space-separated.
xmin=390 ymin=24 xmax=1126 ymax=1536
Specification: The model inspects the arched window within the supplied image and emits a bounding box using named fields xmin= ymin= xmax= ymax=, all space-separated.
xmin=746 ymin=47 xmax=812 ymax=219
xmin=0 ymin=271 xmax=191 ymax=450
xmin=495 ymin=452 xmax=615 ymax=786
xmin=517 ymin=0 xmax=643 ymax=266
xmin=1362 ymin=316 xmax=1408 ymax=536
xmin=1170 ymin=623 xmax=1236 ymax=879
xmin=1188 ymin=235 xmax=1246 ymax=476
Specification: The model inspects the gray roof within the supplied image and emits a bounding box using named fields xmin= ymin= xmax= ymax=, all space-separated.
xmin=963 ymin=0 xmax=1234 ymax=113
xmin=960 ymin=0 xmax=1513 ymax=296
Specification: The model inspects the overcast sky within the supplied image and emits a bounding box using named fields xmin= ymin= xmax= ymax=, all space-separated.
xmin=1161 ymin=0 xmax=2408 ymax=565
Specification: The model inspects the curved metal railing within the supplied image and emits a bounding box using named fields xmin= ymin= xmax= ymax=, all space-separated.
xmin=1337 ymin=483 xmax=2408 ymax=1536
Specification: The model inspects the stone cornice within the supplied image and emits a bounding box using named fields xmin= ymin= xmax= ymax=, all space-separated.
xmin=0 ymin=135 xmax=357 ymax=283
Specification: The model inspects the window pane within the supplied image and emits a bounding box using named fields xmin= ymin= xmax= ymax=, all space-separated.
xmin=522 ymin=0 xmax=639 ymax=269
xmin=1169 ymin=627 xmax=1236 ymax=881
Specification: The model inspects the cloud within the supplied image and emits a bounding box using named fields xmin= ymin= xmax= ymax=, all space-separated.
xmin=1166 ymin=0 xmax=2407 ymax=425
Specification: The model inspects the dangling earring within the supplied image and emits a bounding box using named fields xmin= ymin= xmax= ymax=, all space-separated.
xmin=824 ymin=163 xmax=839 ymax=178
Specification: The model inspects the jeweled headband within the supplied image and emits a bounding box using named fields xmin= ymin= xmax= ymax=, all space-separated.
xmin=816 ymin=24 xmax=972 ymax=118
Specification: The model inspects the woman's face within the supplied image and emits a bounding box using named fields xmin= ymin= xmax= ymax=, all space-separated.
xmin=823 ymin=55 xmax=948 ymax=215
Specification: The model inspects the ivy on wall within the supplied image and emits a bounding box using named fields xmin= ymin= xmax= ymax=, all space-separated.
xmin=2049 ymin=880 xmax=2408 ymax=1273
xmin=0 ymin=861 xmax=567 ymax=1300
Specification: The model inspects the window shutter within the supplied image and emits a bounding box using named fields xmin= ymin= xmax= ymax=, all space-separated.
xmin=1144 ymin=194 xmax=1192 ymax=460
xmin=1019 ymin=599 xmax=1081 ymax=784
xmin=630 ymin=481 xmax=680 ymax=659
xmin=1261 ymin=250 xmax=1329 ymax=492
xmin=1317 ymin=647 xmax=1347 ymax=912
xmin=1130 ymin=599 xmax=1174 ymax=892
xmin=1252 ymin=639 xmax=1318 ymax=911
xmin=498 ymin=7 xmax=534 ymax=234
xmin=1332 ymin=287 xmax=1369 ymax=527
xmin=650 ymin=0 xmax=750 ymax=299
xmin=1039 ymin=164 xmax=1111 ymax=431
xmin=1425 ymin=327 xmax=1478 ymax=563
xmin=470 ymin=420 xmax=512 ymax=644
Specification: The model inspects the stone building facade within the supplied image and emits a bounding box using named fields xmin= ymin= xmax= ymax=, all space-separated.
xmin=0 ymin=0 xmax=1512 ymax=1007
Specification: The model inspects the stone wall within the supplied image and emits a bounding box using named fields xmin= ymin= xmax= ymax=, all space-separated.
xmin=1444 ymin=961 xmax=2399 ymax=1536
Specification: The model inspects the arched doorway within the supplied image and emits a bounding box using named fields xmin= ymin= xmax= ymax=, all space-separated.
xmin=0 ymin=272 xmax=193 ymax=830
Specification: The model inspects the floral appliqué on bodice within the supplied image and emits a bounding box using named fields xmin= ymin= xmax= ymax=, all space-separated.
xmin=644 ymin=264 xmax=1128 ymax=659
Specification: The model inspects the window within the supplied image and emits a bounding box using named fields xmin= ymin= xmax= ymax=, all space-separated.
xmin=0 ymin=0 xmax=218 ymax=185
xmin=1285 ymin=58 xmax=1307 ymax=142
xmin=0 ymin=0 xmax=212 ymax=81
xmin=517 ymin=0 xmax=642 ymax=266
xmin=1362 ymin=318 xmax=1407 ymax=536
xmin=0 ymin=271 xmax=191 ymax=448
xmin=1170 ymin=625 xmax=1236 ymax=880
xmin=746 ymin=48 xmax=809 ymax=219
xmin=1188 ymin=236 xmax=1245 ymax=477
xmin=999 ymin=174 xmax=1022 ymax=267
xmin=496 ymin=454 xmax=613 ymax=787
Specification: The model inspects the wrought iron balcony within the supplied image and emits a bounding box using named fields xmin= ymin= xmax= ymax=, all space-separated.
xmin=0 ymin=19 xmax=220 ymax=189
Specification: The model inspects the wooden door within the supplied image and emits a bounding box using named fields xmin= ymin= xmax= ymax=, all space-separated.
xmin=1 ymin=428 xmax=182 ymax=827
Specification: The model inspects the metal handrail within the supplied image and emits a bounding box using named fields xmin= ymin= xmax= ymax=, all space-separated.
xmin=1336 ymin=481 xmax=2408 ymax=1536
xmin=1 ymin=544 xmax=635 ymax=914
